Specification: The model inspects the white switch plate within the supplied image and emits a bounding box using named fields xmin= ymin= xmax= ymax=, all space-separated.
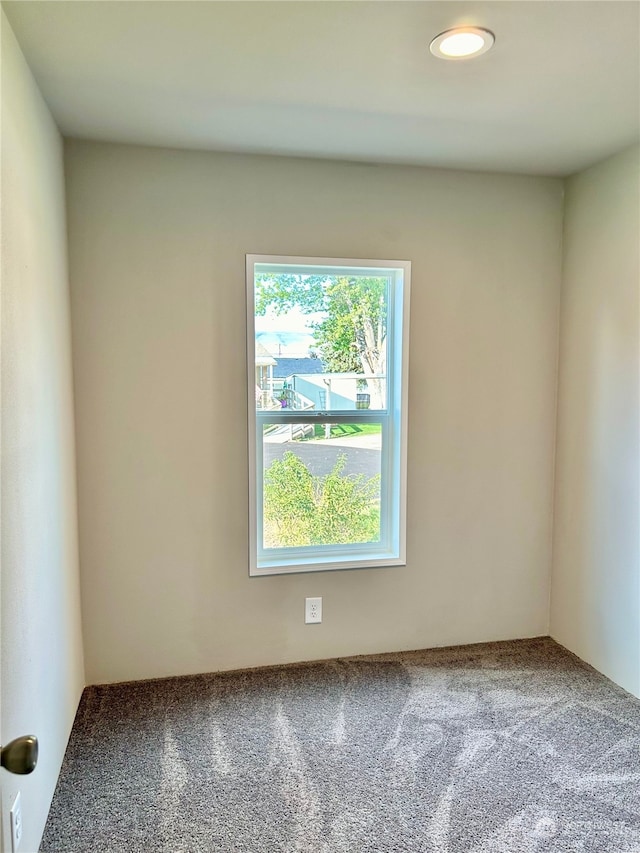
xmin=10 ymin=791 xmax=22 ymax=852
xmin=305 ymin=597 xmax=322 ymax=624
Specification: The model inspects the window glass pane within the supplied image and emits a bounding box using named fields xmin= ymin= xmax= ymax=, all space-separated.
xmin=254 ymin=272 xmax=389 ymax=412
xmin=262 ymin=423 xmax=382 ymax=548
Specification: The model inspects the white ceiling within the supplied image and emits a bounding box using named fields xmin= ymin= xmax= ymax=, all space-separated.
xmin=4 ymin=0 xmax=639 ymax=176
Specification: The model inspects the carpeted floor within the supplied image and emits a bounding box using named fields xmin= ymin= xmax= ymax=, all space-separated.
xmin=41 ymin=637 xmax=640 ymax=852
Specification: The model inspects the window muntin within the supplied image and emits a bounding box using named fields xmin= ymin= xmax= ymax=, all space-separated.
xmin=247 ymin=256 xmax=410 ymax=575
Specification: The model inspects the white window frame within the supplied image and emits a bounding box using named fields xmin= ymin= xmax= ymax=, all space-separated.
xmin=247 ymin=255 xmax=410 ymax=576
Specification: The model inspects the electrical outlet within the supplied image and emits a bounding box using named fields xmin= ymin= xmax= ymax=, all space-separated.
xmin=305 ymin=597 xmax=322 ymax=624
xmin=10 ymin=792 xmax=22 ymax=852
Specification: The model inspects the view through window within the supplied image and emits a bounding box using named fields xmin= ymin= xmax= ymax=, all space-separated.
xmin=247 ymin=256 xmax=410 ymax=575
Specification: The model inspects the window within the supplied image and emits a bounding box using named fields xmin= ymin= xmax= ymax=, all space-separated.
xmin=247 ymin=255 xmax=410 ymax=575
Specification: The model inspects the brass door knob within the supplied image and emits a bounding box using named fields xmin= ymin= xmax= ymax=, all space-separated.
xmin=1 ymin=736 xmax=38 ymax=775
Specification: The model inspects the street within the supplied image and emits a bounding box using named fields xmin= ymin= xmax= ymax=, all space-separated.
xmin=263 ymin=436 xmax=381 ymax=483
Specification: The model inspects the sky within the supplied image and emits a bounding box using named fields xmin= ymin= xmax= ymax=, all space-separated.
xmin=255 ymin=306 xmax=323 ymax=357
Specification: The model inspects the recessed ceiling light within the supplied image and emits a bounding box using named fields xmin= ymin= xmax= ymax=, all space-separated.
xmin=430 ymin=27 xmax=495 ymax=60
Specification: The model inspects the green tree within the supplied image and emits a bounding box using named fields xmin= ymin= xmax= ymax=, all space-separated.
xmin=262 ymin=452 xmax=316 ymax=546
xmin=263 ymin=451 xmax=380 ymax=548
xmin=255 ymin=274 xmax=387 ymax=405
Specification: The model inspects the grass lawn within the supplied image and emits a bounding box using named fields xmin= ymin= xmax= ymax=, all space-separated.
xmin=303 ymin=423 xmax=382 ymax=441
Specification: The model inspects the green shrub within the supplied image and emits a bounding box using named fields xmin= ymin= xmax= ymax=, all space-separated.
xmin=264 ymin=452 xmax=380 ymax=547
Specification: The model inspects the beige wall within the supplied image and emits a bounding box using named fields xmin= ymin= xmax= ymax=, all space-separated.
xmin=1 ymin=13 xmax=85 ymax=852
xmin=65 ymin=140 xmax=563 ymax=685
xmin=551 ymin=145 xmax=640 ymax=698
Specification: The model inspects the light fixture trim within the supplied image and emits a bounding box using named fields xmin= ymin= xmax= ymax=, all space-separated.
xmin=430 ymin=26 xmax=495 ymax=60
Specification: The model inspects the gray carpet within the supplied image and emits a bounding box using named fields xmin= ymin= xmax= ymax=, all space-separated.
xmin=41 ymin=638 xmax=640 ymax=852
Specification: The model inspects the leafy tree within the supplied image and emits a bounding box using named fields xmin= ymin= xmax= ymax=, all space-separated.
xmin=263 ymin=451 xmax=380 ymax=548
xmin=262 ymin=452 xmax=316 ymax=547
xmin=255 ymin=274 xmax=387 ymax=406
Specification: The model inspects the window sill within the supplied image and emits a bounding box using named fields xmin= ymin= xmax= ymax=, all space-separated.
xmin=251 ymin=553 xmax=406 ymax=577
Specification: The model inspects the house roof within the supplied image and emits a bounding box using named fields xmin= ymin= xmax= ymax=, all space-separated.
xmin=255 ymin=341 xmax=276 ymax=366
xmin=273 ymin=358 xmax=325 ymax=379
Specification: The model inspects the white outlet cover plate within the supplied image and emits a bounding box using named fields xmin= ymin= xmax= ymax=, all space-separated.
xmin=305 ymin=597 xmax=322 ymax=624
xmin=10 ymin=791 xmax=22 ymax=852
